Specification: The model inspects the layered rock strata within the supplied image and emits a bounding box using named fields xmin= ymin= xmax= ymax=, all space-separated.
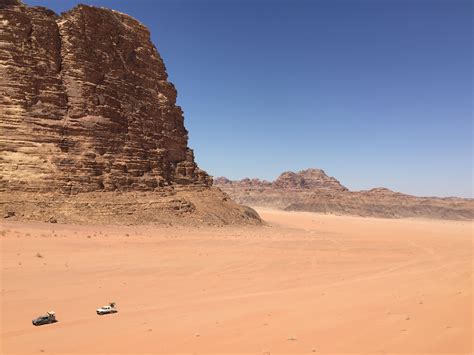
xmin=0 ymin=0 xmax=210 ymax=194
xmin=0 ymin=1 xmax=260 ymax=225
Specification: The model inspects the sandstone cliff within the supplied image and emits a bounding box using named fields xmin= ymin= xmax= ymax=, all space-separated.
xmin=215 ymin=169 xmax=474 ymax=220
xmin=0 ymin=0 xmax=210 ymax=192
xmin=0 ymin=1 xmax=260 ymax=225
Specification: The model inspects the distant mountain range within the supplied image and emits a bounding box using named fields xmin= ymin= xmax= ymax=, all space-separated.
xmin=214 ymin=169 xmax=473 ymax=220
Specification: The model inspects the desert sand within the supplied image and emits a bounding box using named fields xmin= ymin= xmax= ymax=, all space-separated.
xmin=1 ymin=208 xmax=472 ymax=354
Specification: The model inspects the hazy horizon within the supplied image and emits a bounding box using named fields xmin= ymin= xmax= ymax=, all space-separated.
xmin=26 ymin=0 xmax=473 ymax=198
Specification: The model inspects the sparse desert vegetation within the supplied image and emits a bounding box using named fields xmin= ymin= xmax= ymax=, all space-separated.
xmin=1 ymin=209 xmax=471 ymax=353
xmin=0 ymin=0 xmax=471 ymax=354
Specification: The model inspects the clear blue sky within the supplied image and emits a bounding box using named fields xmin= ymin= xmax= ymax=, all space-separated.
xmin=27 ymin=0 xmax=473 ymax=197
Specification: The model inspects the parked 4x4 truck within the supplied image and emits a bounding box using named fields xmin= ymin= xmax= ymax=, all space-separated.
xmin=32 ymin=311 xmax=57 ymax=326
xmin=96 ymin=302 xmax=118 ymax=315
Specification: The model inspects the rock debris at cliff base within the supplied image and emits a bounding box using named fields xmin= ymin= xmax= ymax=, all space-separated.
xmin=0 ymin=1 xmax=260 ymax=225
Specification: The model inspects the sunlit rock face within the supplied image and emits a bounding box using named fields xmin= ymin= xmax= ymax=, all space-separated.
xmin=0 ymin=0 xmax=211 ymax=194
xmin=215 ymin=169 xmax=474 ymax=220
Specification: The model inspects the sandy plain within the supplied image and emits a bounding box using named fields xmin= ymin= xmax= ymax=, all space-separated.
xmin=1 ymin=208 xmax=472 ymax=354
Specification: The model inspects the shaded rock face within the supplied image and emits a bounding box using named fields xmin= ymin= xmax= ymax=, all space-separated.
xmin=215 ymin=169 xmax=474 ymax=220
xmin=0 ymin=1 xmax=211 ymax=194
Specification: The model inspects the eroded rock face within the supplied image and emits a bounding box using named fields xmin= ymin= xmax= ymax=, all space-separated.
xmin=215 ymin=169 xmax=474 ymax=220
xmin=273 ymin=169 xmax=348 ymax=191
xmin=215 ymin=169 xmax=347 ymax=192
xmin=0 ymin=0 xmax=211 ymax=194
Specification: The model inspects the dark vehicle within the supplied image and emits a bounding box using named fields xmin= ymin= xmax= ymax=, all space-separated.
xmin=32 ymin=311 xmax=57 ymax=326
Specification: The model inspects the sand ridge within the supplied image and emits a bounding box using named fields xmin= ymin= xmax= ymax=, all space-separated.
xmin=1 ymin=209 xmax=472 ymax=354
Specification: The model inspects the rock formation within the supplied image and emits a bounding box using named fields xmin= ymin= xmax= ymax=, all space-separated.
xmin=273 ymin=168 xmax=347 ymax=191
xmin=0 ymin=0 xmax=260 ymax=225
xmin=0 ymin=0 xmax=210 ymax=192
xmin=215 ymin=169 xmax=474 ymax=220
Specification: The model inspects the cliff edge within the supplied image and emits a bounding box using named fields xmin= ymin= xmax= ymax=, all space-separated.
xmin=0 ymin=1 xmax=260 ymax=225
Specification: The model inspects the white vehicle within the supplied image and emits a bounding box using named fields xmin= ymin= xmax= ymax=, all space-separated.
xmin=96 ymin=302 xmax=117 ymax=315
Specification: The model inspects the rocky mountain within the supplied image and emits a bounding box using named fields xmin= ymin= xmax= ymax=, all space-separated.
xmin=215 ymin=169 xmax=474 ymax=220
xmin=0 ymin=0 xmax=260 ymax=225
xmin=273 ymin=168 xmax=348 ymax=191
